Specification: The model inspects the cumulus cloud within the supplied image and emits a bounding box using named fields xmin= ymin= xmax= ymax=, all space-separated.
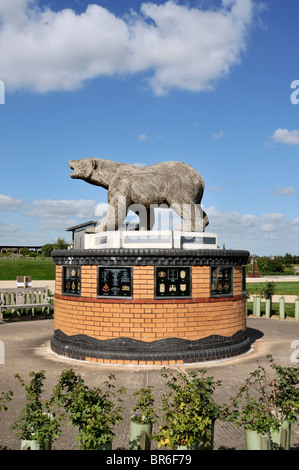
xmin=35 ymin=218 xmax=78 ymax=231
xmin=138 ymin=133 xmax=148 ymax=142
xmin=205 ymin=205 xmax=299 ymax=254
xmin=26 ymin=199 xmax=97 ymax=219
xmin=0 ymin=0 xmax=255 ymax=95
xmin=212 ymin=131 xmax=225 ymax=139
xmin=0 ymin=221 xmax=22 ymax=234
xmin=133 ymin=162 xmax=147 ymax=167
xmin=95 ymin=202 xmax=108 ymax=217
xmin=0 ymin=194 xmax=27 ymax=211
xmin=272 ymin=129 xmax=299 ymax=145
xmin=275 ymin=186 xmax=295 ymax=195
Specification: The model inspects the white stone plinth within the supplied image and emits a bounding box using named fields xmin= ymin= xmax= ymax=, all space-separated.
xmin=173 ymin=232 xmax=217 ymax=249
xmin=86 ymin=231 xmax=218 ymax=250
xmin=122 ymin=231 xmax=173 ymax=249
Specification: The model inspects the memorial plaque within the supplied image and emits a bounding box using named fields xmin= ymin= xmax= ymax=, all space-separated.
xmin=98 ymin=266 xmax=132 ymax=298
xmin=210 ymin=266 xmax=233 ymax=297
xmin=62 ymin=266 xmax=81 ymax=296
xmin=155 ymin=266 xmax=191 ymax=298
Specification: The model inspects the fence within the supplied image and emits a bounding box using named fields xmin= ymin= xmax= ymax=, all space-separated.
xmin=248 ymin=296 xmax=299 ymax=321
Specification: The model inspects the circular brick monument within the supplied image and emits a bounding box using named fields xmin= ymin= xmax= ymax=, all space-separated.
xmin=51 ymin=158 xmax=250 ymax=365
xmin=51 ymin=247 xmax=250 ymax=365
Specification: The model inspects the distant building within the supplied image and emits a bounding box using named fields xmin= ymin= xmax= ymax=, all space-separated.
xmin=66 ymin=221 xmax=98 ymax=249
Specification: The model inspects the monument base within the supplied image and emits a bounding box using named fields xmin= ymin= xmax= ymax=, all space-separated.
xmin=51 ymin=247 xmax=250 ymax=366
xmin=83 ymin=230 xmax=218 ymax=250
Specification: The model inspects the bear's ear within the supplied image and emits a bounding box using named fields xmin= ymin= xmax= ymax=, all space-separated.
xmin=92 ymin=159 xmax=98 ymax=170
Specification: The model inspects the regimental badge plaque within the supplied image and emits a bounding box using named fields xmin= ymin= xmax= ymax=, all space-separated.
xmin=98 ymin=267 xmax=132 ymax=298
xmin=62 ymin=266 xmax=81 ymax=296
xmin=210 ymin=266 xmax=233 ymax=297
xmin=155 ymin=266 xmax=191 ymax=298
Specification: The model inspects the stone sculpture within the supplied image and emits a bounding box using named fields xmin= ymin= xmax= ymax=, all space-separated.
xmin=69 ymin=158 xmax=209 ymax=232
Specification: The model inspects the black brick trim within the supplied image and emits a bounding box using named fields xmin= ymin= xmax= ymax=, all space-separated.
xmin=52 ymin=248 xmax=250 ymax=267
xmin=51 ymin=329 xmax=251 ymax=363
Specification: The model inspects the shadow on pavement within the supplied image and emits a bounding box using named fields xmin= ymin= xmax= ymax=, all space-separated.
xmin=246 ymin=326 xmax=264 ymax=346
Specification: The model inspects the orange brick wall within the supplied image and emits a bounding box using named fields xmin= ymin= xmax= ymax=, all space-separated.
xmin=54 ymin=264 xmax=246 ymax=345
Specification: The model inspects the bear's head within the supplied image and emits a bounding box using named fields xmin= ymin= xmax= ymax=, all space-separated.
xmin=69 ymin=158 xmax=98 ymax=181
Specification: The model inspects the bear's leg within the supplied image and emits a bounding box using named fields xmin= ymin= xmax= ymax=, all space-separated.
xmin=96 ymin=205 xmax=116 ymax=232
xmin=95 ymin=193 xmax=129 ymax=231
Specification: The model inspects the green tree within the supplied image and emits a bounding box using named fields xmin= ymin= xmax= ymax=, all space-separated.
xmin=41 ymin=243 xmax=54 ymax=257
xmin=20 ymin=247 xmax=30 ymax=256
xmin=42 ymin=238 xmax=69 ymax=257
xmin=53 ymin=237 xmax=69 ymax=250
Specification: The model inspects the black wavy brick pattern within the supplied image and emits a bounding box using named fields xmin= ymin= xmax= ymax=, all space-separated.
xmin=51 ymin=329 xmax=251 ymax=363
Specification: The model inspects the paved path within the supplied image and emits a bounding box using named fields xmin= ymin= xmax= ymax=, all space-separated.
xmin=0 ymin=317 xmax=298 ymax=451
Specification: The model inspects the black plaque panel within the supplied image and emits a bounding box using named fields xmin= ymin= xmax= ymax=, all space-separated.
xmin=98 ymin=266 xmax=132 ymax=298
xmin=62 ymin=266 xmax=81 ymax=296
xmin=210 ymin=266 xmax=233 ymax=297
xmin=155 ymin=266 xmax=191 ymax=298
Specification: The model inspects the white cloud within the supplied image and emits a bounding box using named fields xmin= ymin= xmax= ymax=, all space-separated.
xmin=0 ymin=221 xmax=22 ymax=234
xmin=212 ymin=131 xmax=225 ymax=139
xmin=138 ymin=133 xmax=148 ymax=142
xmin=0 ymin=0 xmax=255 ymax=95
xmin=0 ymin=194 xmax=27 ymax=211
xmin=95 ymin=202 xmax=108 ymax=217
xmin=205 ymin=205 xmax=299 ymax=254
xmin=26 ymin=199 xmax=97 ymax=219
xmin=35 ymin=218 xmax=78 ymax=231
xmin=272 ymin=129 xmax=299 ymax=145
xmin=275 ymin=186 xmax=295 ymax=195
xmin=133 ymin=162 xmax=147 ymax=167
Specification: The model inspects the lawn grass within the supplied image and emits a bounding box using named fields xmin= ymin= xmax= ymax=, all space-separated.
xmin=0 ymin=257 xmax=55 ymax=280
xmin=247 ymin=281 xmax=299 ymax=296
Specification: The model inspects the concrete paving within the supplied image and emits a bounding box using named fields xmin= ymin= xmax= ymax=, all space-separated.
xmin=0 ymin=316 xmax=298 ymax=451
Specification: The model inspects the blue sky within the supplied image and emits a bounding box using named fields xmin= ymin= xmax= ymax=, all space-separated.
xmin=0 ymin=0 xmax=298 ymax=255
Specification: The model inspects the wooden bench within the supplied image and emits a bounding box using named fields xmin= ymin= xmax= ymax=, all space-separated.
xmin=0 ymin=287 xmax=53 ymax=319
